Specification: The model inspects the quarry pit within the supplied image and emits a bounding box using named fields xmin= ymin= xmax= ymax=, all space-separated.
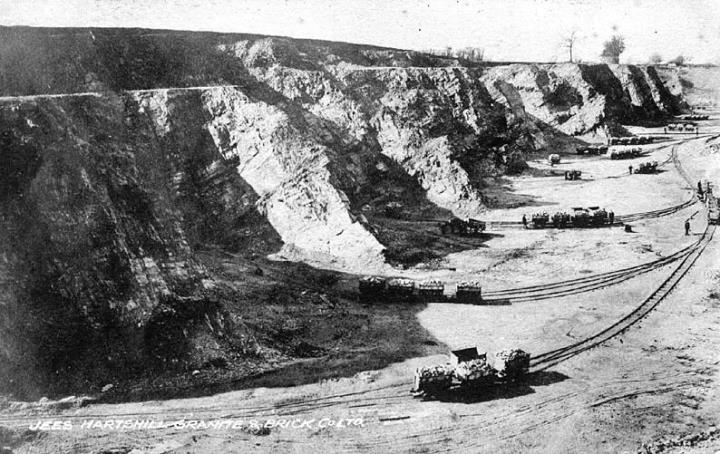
xmin=2 ymin=27 xmax=720 ymax=454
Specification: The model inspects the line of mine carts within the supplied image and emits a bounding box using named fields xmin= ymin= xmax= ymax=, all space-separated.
xmin=529 ymin=206 xmax=614 ymax=228
xmin=438 ymin=218 xmax=486 ymax=235
xmin=666 ymin=123 xmax=698 ymax=131
xmin=607 ymin=135 xmax=656 ymax=146
xmin=704 ymin=181 xmax=719 ymax=225
xmin=412 ymin=347 xmax=531 ymax=397
xmin=358 ymin=277 xmax=485 ymax=304
xmin=609 ymin=147 xmax=643 ymax=159
xmin=677 ymin=114 xmax=709 ymax=121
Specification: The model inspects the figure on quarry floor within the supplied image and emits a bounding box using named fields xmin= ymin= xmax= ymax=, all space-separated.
xmin=698 ymin=181 xmax=704 ymax=198
xmin=609 ymin=211 xmax=615 ymax=224
xmin=522 ymin=214 xmax=527 ymax=229
xmin=629 ymin=165 xmax=633 ymax=175
xmin=685 ymin=220 xmax=691 ymax=235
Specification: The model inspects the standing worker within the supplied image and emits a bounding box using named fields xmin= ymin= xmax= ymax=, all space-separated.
xmin=629 ymin=165 xmax=633 ymax=175
xmin=609 ymin=211 xmax=615 ymax=224
xmin=698 ymin=180 xmax=704 ymax=199
xmin=685 ymin=219 xmax=691 ymax=236
xmin=522 ymin=214 xmax=527 ymax=229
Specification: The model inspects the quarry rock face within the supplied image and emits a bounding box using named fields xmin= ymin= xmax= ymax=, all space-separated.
xmin=246 ymin=64 xmax=531 ymax=216
xmin=0 ymin=96 xmax=214 ymax=392
xmin=482 ymin=63 xmax=680 ymax=138
xmin=199 ymin=85 xmax=385 ymax=260
xmin=0 ymin=27 xmax=689 ymax=392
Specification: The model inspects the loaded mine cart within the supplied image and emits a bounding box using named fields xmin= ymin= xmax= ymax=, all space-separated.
xmin=709 ymin=207 xmax=720 ymax=225
xmin=386 ymin=278 xmax=416 ymax=303
xmin=707 ymin=193 xmax=720 ymax=225
xmin=588 ymin=206 xmax=609 ymax=227
xmin=609 ymin=147 xmax=642 ymax=160
xmin=570 ymin=207 xmax=591 ymax=227
xmin=411 ymin=364 xmax=454 ymax=396
xmin=564 ymin=169 xmax=582 ymax=180
xmin=418 ymin=281 xmax=445 ymax=302
xmin=439 ymin=218 xmax=464 ymax=235
xmin=455 ymin=281 xmax=482 ymax=304
xmin=358 ymin=276 xmax=387 ymax=303
xmin=411 ymin=347 xmax=531 ymax=398
xmin=634 ymin=161 xmax=659 ymax=174
xmin=709 ymin=207 xmax=719 ymax=225
xmin=467 ymin=218 xmax=486 ymax=234
xmin=494 ymin=349 xmax=531 ymax=380
xmin=575 ymin=145 xmax=606 ymax=155
xmin=454 ymin=357 xmax=496 ymax=388
xmin=551 ymin=211 xmax=571 ymax=228
xmin=531 ymin=212 xmax=549 ymax=228
xmin=680 ymin=114 xmax=709 ymax=121
xmin=439 ymin=218 xmax=486 ymax=236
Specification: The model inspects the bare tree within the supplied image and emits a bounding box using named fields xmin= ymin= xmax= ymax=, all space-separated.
xmin=648 ymin=53 xmax=663 ymax=65
xmin=561 ymin=31 xmax=579 ymax=63
xmin=601 ymin=35 xmax=625 ymax=63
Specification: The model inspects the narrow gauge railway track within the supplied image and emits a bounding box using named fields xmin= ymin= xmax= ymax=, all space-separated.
xmin=482 ymin=237 xmax=700 ymax=303
xmin=0 ymin=226 xmax=711 ymax=426
xmin=397 ymin=194 xmax=694 ymax=229
xmin=615 ymin=195 xmax=696 ymax=223
xmin=529 ymin=223 xmax=716 ymax=371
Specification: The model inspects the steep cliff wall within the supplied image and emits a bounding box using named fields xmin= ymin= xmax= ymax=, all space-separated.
xmin=482 ymin=63 xmax=680 ymax=139
xmin=0 ymin=26 xmax=688 ymax=395
xmin=657 ymin=65 xmax=720 ymax=107
xmin=0 ymin=95 xmax=219 ymax=392
xmin=246 ymin=64 xmax=530 ymax=215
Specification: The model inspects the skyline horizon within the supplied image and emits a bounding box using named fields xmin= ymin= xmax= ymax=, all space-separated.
xmin=1 ymin=1 xmax=718 ymax=65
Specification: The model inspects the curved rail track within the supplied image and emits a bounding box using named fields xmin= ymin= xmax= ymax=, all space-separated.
xmin=524 ymin=139 xmax=718 ymax=369
xmin=482 ymin=237 xmax=701 ymax=303
xmin=529 ymin=222 xmax=716 ymax=371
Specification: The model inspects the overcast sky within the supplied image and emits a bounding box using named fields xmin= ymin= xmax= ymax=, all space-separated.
xmin=1 ymin=0 xmax=718 ymax=64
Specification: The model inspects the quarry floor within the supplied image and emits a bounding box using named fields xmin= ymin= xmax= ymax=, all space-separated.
xmin=6 ymin=115 xmax=720 ymax=453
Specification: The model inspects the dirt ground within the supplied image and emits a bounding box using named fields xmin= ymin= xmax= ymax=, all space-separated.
xmin=4 ymin=110 xmax=720 ymax=453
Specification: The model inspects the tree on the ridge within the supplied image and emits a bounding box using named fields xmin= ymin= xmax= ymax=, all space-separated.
xmin=561 ymin=30 xmax=579 ymax=63
xmin=600 ymin=35 xmax=625 ymax=63
xmin=649 ymin=53 xmax=663 ymax=65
